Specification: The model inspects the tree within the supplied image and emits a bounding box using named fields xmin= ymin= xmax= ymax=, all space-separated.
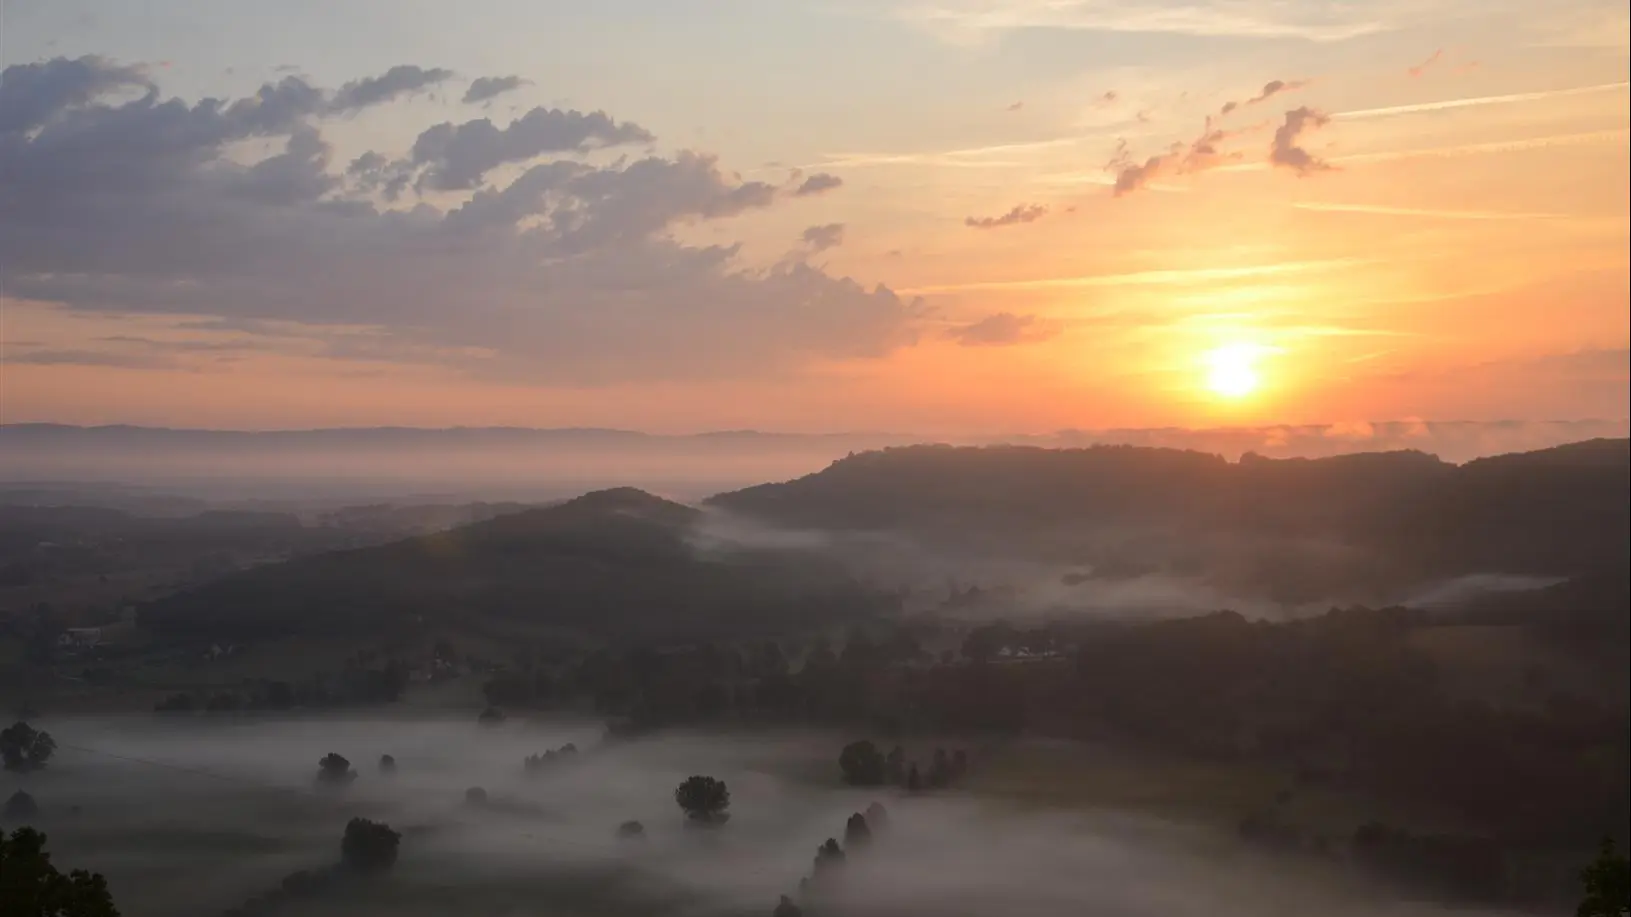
xmin=1578 ymin=837 xmax=1629 ymax=917
xmin=6 ymin=789 xmax=40 ymax=820
xmin=378 ymin=754 xmax=397 ymax=775
xmin=844 ymin=813 xmax=871 ymax=850
xmin=674 ymin=775 xmax=730 ymax=824
xmin=316 ymin=752 xmax=356 ymax=786
xmin=1 ymin=721 xmax=56 ymax=773
xmin=928 ymin=748 xmax=951 ymax=788
xmin=773 ymin=894 xmax=803 ymax=917
xmin=812 ymin=838 xmax=845 ymax=879
xmin=838 ymin=740 xmax=887 ymax=786
xmin=0 ymin=827 xmax=120 ymax=916
xmin=477 ymin=706 xmax=506 ymax=726
xmin=464 ymin=786 xmax=489 ymax=807
xmin=885 ymin=745 xmax=906 ymax=784
xmin=906 ymin=763 xmax=922 ymax=792
xmin=865 ymin=801 xmax=889 ymax=833
xmin=340 ymin=818 xmax=400 ymax=875
xmin=616 ymin=820 xmax=646 ymax=840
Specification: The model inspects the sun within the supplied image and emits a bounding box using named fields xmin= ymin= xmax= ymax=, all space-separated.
xmin=1203 ymin=343 xmax=1267 ymax=399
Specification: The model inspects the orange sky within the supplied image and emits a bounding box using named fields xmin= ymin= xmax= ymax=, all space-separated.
xmin=1 ymin=0 xmax=1627 ymax=433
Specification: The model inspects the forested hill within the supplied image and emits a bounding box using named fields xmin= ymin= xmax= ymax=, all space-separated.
xmin=142 ymin=487 xmax=885 ymax=641
xmin=707 ymin=439 xmax=1631 ymax=580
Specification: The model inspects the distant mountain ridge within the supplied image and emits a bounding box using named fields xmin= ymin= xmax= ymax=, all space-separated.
xmin=708 ymin=439 xmax=1631 ymax=597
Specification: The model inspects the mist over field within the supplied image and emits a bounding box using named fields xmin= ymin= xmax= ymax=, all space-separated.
xmin=10 ymin=716 xmax=1530 ymax=917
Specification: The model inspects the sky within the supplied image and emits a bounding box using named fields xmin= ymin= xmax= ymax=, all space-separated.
xmin=0 ymin=0 xmax=1627 ymax=434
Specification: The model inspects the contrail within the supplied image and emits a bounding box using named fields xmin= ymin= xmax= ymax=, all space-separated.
xmin=1334 ymin=81 xmax=1628 ymax=120
xmin=1292 ymin=202 xmax=1569 ymax=220
xmin=897 ymin=258 xmax=1369 ymax=295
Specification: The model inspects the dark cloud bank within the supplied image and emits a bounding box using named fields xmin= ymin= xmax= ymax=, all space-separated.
xmin=0 ymin=56 xmax=901 ymax=385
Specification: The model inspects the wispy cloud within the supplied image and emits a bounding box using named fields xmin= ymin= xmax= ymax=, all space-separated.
xmin=947 ymin=311 xmax=1063 ymax=346
xmin=1334 ymin=128 xmax=1630 ymax=163
xmin=899 ymin=258 xmax=1369 ymax=295
xmin=1292 ymin=202 xmax=1568 ymax=220
xmin=1333 ymin=81 xmax=1629 ymax=120
xmin=891 ymin=0 xmax=1397 ymax=43
xmin=965 ymin=203 xmax=1049 ymax=229
xmin=1406 ymin=49 xmax=1443 ymax=78
xmin=813 ymin=137 xmax=1085 ymax=170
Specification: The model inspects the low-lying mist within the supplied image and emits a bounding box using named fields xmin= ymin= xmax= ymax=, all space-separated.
xmin=10 ymin=716 xmax=1529 ymax=917
xmin=687 ymin=508 xmax=1560 ymax=623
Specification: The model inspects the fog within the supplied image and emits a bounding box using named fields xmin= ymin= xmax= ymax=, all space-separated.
xmin=4 ymin=419 xmax=1624 ymax=506
xmin=689 ymin=508 xmax=1559 ymax=622
xmin=9 ymin=716 xmax=1528 ymax=917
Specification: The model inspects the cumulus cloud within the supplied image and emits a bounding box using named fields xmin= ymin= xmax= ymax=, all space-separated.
xmin=328 ymin=65 xmax=454 ymax=113
xmin=0 ymin=57 xmax=922 ymax=384
xmin=410 ymin=107 xmax=656 ymax=190
xmin=1270 ymin=106 xmax=1334 ymax=174
xmin=948 ymin=311 xmax=1062 ymax=346
xmin=463 ymin=75 xmax=528 ymax=104
xmin=800 ymin=223 xmax=846 ymax=253
xmin=964 ymin=203 xmax=1048 ymax=228
xmin=792 ymin=172 xmax=844 ymax=196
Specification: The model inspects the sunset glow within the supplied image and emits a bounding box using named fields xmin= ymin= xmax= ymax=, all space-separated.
xmin=0 ymin=0 xmax=1625 ymax=434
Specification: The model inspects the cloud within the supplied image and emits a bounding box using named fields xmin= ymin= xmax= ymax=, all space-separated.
xmin=1111 ymin=117 xmax=1251 ymax=194
xmin=799 ymin=223 xmax=846 ymax=253
xmin=792 ymin=172 xmax=844 ymax=196
xmin=1270 ymin=106 xmax=1333 ymax=174
xmin=964 ymin=203 xmax=1048 ymax=228
xmin=1292 ymin=201 xmax=1565 ymax=220
xmin=1006 ymin=100 xmax=1025 ymax=111
xmin=948 ymin=311 xmax=1062 ymax=346
xmin=5 ymin=348 xmax=179 ymax=370
xmin=892 ymin=0 xmax=1394 ymax=43
xmin=462 ymin=75 xmax=528 ymax=104
xmin=0 ymin=57 xmax=922 ymax=385
xmin=0 ymin=55 xmax=153 ymax=134
xmin=409 ymin=106 xmax=656 ymax=191
xmin=1246 ymin=78 xmax=1307 ymax=105
xmin=328 ymin=65 xmax=454 ymax=113
xmin=1407 ymin=49 xmax=1442 ymax=77
xmin=1333 ymin=80 xmax=1628 ymax=120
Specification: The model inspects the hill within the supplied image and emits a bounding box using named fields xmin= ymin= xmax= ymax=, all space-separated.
xmin=707 ymin=440 xmax=1630 ymax=601
xmin=139 ymin=488 xmax=886 ymax=642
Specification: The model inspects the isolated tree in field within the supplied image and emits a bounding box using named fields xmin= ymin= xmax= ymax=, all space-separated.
xmin=6 ymin=789 xmax=41 ymax=820
xmin=773 ymin=894 xmax=804 ymax=916
xmin=0 ymin=827 xmax=120 ymax=916
xmin=616 ymin=820 xmax=646 ymax=840
xmin=315 ymin=752 xmax=356 ymax=786
xmin=1 ymin=721 xmax=56 ymax=772
xmin=838 ymin=740 xmax=887 ymax=786
xmin=378 ymin=754 xmax=396 ymax=775
xmin=464 ymin=786 xmax=488 ymax=807
xmin=1578 ymin=837 xmax=1629 ymax=917
xmin=675 ymin=775 xmax=730 ymax=824
xmin=340 ymin=818 xmax=400 ymax=875
xmin=844 ymin=812 xmax=872 ymax=850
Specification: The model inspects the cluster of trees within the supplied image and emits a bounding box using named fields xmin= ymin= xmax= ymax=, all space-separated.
xmin=0 ymin=827 xmax=120 ymax=917
xmin=2 ymin=721 xmax=56 ymax=772
xmin=768 ymin=802 xmax=890 ymax=916
xmin=522 ymin=743 xmax=579 ymax=775
xmin=211 ymin=818 xmax=402 ymax=917
xmin=154 ymin=654 xmax=410 ymax=714
xmin=837 ymin=740 xmax=967 ymax=791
